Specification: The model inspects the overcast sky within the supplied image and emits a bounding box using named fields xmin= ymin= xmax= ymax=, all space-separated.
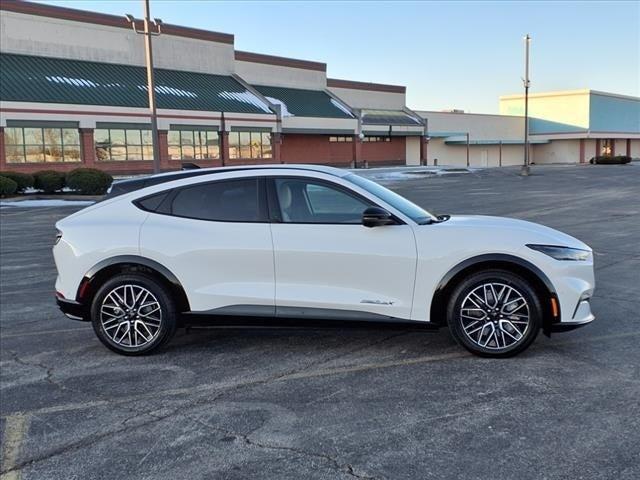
xmin=38 ymin=1 xmax=639 ymax=113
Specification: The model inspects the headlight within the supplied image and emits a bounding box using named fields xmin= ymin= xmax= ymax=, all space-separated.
xmin=526 ymin=244 xmax=592 ymax=261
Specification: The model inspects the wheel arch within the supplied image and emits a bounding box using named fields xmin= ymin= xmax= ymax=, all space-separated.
xmin=429 ymin=254 xmax=559 ymax=335
xmin=77 ymin=255 xmax=190 ymax=313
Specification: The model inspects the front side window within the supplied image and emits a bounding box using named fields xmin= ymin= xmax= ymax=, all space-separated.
xmin=228 ymin=131 xmax=272 ymax=160
xmin=170 ymin=178 xmax=259 ymax=222
xmin=95 ymin=128 xmax=153 ymax=161
xmin=168 ymin=130 xmax=219 ymax=161
xmin=4 ymin=127 xmax=80 ymax=163
xmin=274 ymin=178 xmax=370 ymax=224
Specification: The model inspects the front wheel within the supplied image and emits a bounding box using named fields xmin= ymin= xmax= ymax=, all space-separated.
xmin=90 ymin=274 xmax=177 ymax=355
xmin=447 ymin=270 xmax=542 ymax=358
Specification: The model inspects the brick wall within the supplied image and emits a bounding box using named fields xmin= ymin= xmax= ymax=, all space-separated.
xmin=281 ymin=134 xmax=353 ymax=166
xmin=362 ymin=137 xmax=406 ymax=165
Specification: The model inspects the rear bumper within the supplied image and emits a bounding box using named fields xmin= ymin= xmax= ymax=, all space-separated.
xmin=56 ymin=297 xmax=88 ymax=321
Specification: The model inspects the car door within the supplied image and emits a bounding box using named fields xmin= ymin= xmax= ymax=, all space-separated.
xmin=139 ymin=176 xmax=275 ymax=313
xmin=268 ymin=175 xmax=417 ymax=320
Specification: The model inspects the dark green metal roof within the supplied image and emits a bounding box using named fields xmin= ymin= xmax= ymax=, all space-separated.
xmin=0 ymin=53 xmax=274 ymax=114
xmin=253 ymin=85 xmax=354 ymax=119
xmin=362 ymin=109 xmax=422 ymax=126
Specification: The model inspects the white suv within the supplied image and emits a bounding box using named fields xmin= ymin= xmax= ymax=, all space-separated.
xmin=53 ymin=165 xmax=595 ymax=357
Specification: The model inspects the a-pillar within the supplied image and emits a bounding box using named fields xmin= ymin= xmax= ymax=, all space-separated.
xmin=79 ymin=128 xmax=95 ymax=167
xmin=352 ymin=135 xmax=362 ymax=168
xmin=272 ymin=132 xmax=282 ymax=163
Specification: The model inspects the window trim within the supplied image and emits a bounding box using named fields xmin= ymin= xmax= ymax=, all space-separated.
xmin=133 ymin=177 xmax=270 ymax=224
xmin=266 ymin=176 xmax=403 ymax=226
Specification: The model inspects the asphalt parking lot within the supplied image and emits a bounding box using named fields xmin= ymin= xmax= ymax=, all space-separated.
xmin=1 ymin=164 xmax=639 ymax=480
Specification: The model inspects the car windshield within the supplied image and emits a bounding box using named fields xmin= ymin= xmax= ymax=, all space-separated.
xmin=345 ymin=174 xmax=437 ymax=225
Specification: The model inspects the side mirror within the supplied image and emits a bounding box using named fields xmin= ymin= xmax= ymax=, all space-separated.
xmin=362 ymin=206 xmax=395 ymax=228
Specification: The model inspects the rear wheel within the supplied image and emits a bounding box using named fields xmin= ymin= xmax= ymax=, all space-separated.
xmin=447 ymin=269 xmax=542 ymax=357
xmin=90 ymin=273 xmax=177 ymax=355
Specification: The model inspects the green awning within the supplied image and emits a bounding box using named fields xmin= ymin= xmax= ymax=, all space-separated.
xmin=0 ymin=53 xmax=275 ymax=115
xmin=254 ymin=85 xmax=354 ymax=119
xmin=361 ymin=109 xmax=422 ymax=126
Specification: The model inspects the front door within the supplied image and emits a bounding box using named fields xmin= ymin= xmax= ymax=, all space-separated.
xmin=268 ymin=176 xmax=417 ymax=320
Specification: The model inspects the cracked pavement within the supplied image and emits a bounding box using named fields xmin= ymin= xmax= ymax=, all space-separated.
xmin=1 ymin=164 xmax=639 ymax=479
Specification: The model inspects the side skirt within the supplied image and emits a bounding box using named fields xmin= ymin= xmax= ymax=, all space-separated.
xmin=181 ymin=305 xmax=440 ymax=330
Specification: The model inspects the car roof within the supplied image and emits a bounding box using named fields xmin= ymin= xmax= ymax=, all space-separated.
xmin=106 ymin=164 xmax=349 ymax=198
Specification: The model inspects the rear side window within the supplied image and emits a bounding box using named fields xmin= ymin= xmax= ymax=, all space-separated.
xmin=136 ymin=191 xmax=170 ymax=212
xmin=170 ymin=178 xmax=260 ymax=222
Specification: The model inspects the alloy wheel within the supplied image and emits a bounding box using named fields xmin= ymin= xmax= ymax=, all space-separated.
xmin=459 ymin=282 xmax=530 ymax=351
xmin=100 ymin=284 xmax=162 ymax=348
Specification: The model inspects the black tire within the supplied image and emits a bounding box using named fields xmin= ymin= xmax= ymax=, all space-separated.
xmin=447 ymin=269 xmax=542 ymax=358
xmin=90 ymin=273 xmax=177 ymax=355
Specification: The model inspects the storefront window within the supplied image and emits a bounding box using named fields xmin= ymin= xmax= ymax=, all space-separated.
xmin=4 ymin=126 xmax=80 ymax=163
xmin=167 ymin=129 xmax=219 ymax=161
xmin=363 ymin=136 xmax=391 ymax=143
xmin=329 ymin=136 xmax=353 ymax=143
xmin=95 ymin=128 xmax=153 ymax=161
xmin=600 ymin=139 xmax=613 ymax=157
xmin=228 ymin=131 xmax=272 ymax=159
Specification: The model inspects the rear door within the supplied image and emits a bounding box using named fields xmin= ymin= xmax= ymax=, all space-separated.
xmin=139 ymin=176 xmax=275 ymax=313
xmin=268 ymin=175 xmax=417 ymax=320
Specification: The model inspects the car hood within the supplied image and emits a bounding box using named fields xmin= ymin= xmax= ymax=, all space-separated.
xmin=437 ymin=215 xmax=591 ymax=251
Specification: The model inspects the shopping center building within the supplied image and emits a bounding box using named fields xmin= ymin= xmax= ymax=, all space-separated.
xmin=0 ymin=1 xmax=638 ymax=174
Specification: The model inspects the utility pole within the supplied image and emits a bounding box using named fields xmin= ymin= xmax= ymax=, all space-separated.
xmin=466 ymin=132 xmax=470 ymax=167
xmin=520 ymin=34 xmax=531 ymax=176
xmin=126 ymin=0 xmax=163 ymax=173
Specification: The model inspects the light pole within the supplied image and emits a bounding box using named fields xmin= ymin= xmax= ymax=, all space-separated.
xmin=520 ymin=34 xmax=531 ymax=176
xmin=126 ymin=0 xmax=162 ymax=173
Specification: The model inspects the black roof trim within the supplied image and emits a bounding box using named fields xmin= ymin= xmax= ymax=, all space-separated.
xmin=106 ymin=166 xmax=343 ymax=198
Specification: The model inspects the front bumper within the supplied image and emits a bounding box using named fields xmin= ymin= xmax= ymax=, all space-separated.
xmin=56 ymin=297 xmax=88 ymax=321
xmin=551 ymin=298 xmax=595 ymax=332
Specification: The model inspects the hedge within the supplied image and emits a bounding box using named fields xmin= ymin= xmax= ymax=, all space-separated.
xmin=589 ymin=155 xmax=632 ymax=165
xmin=33 ymin=170 xmax=65 ymax=194
xmin=0 ymin=172 xmax=34 ymax=193
xmin=0 ymin=175 xmax=18 ymax=197
xmin=66 ymin=168 xmax=113 ymax=195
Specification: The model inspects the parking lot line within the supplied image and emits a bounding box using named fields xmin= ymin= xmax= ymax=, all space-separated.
xmin=1 ymin=414 xmax=30 ymax=480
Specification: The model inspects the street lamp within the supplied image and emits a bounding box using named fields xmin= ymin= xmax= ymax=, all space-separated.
xmin=126 ymin=0 xmax=162 ymax=173
xmin=520 ymin=34 xmax=531 ymax=176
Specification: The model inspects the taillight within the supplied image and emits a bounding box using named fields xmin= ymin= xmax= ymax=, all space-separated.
xmin=55 ymin=230 xmax=62 ymax=245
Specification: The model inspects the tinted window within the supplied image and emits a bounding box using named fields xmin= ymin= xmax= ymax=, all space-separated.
xmin=275 ymin=178 xmax=370 ymax=224
xmin=136 ymin=191 xmax=169 ymax=212
xmin=171 ymin=179 xmax=259 ymax=222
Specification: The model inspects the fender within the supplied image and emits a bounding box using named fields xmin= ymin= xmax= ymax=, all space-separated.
xmin=435 ymin=253 xmax=557 ymax=295
xmin=78 ymin=255 xmax=190 ymax=311
xmin=431 ymin=253 xmax=560 ymax=334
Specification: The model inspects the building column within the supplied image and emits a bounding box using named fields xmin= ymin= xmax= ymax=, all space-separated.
xmin=611 ymin=139 xmax=615 ymax=156
xmin=352 ymin=135 xmax=362 ymax=168
xmin=595 ymin=139 xmax=601 ymax=158
xmin=79 ymin=128 xmax=95 ymax=167
xmin=627 ymin=139 xmax=632 ymax=157
xmin=272 ymin=132 xmax=282 ymax=163
xmin=158 ymin=130 xmax=170 ymax=170
xmin=420 ymin=136 xmax=428 ymax=166
xmin=0 ymin=127 xmax=6 ymax=170
xmin=220 ymin=131 xmax=229 ymax=166
xmin=579 ymin=138 xmax=585 ymax=163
